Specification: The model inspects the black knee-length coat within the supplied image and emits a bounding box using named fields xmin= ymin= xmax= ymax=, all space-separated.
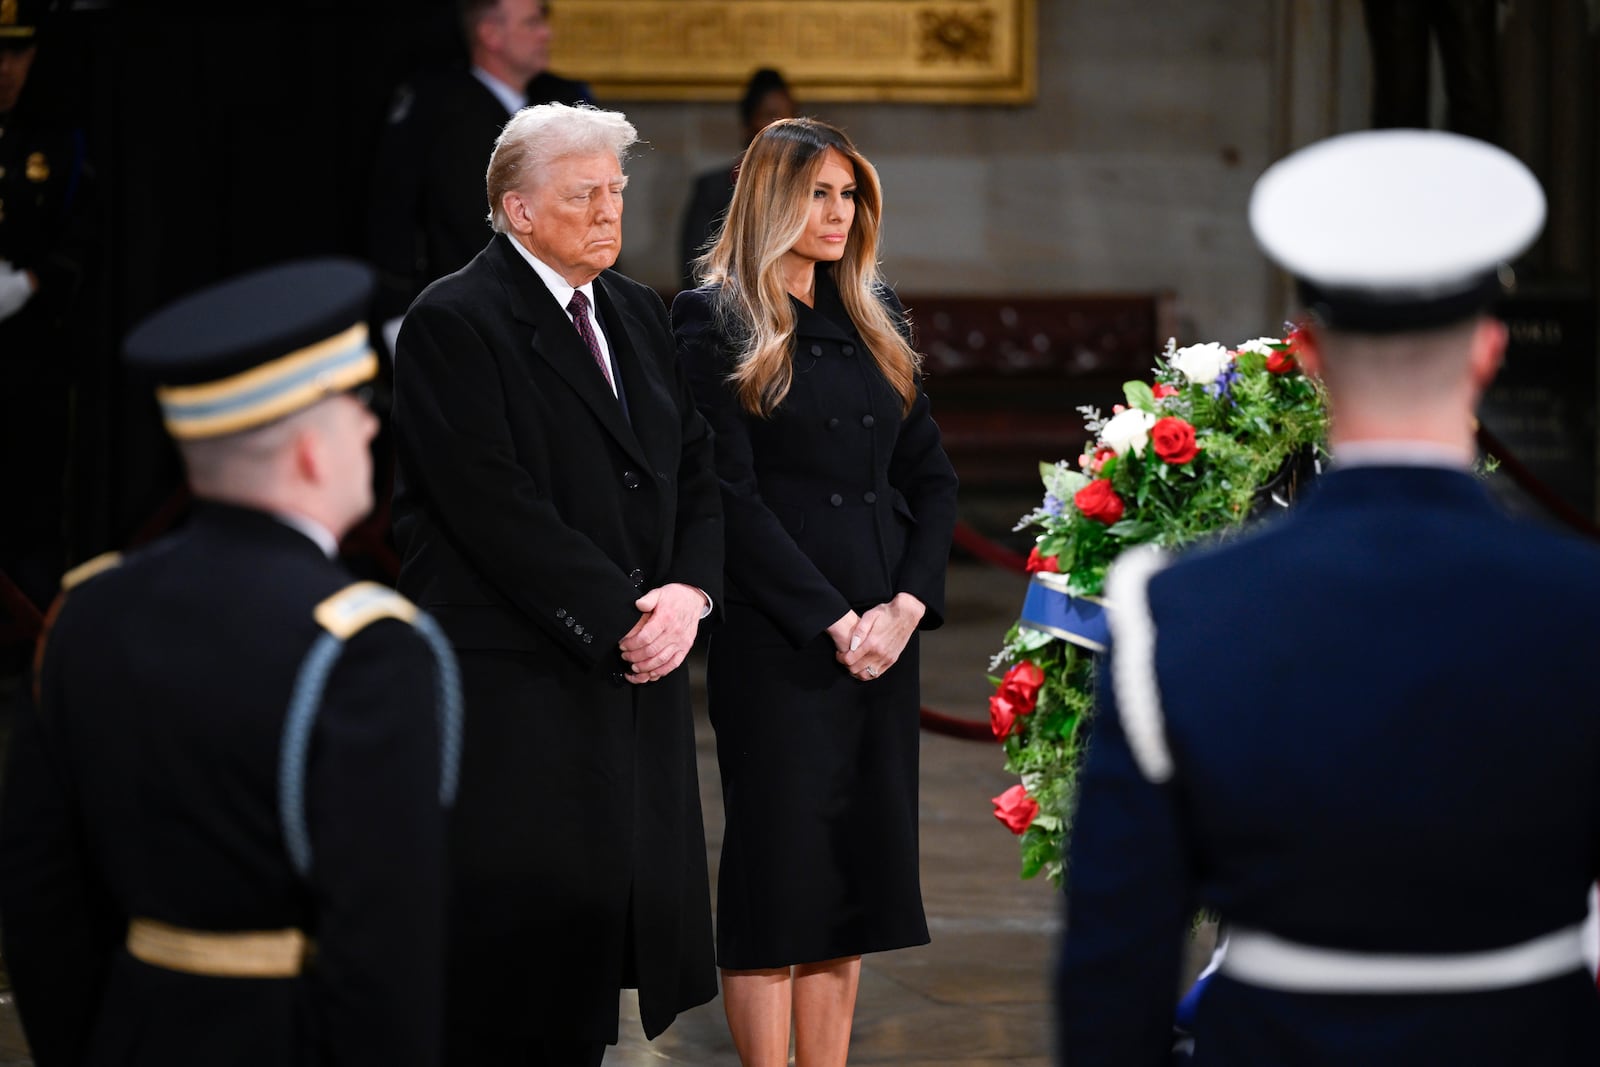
xmin=671 ymin=268 xmax=958 ymax=968
xmin=390 ymin=235 xmax=724 ymax=1049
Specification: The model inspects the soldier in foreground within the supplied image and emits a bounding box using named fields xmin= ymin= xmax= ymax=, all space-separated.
xmin=0 ymin=258 xmax=460 ymax=1067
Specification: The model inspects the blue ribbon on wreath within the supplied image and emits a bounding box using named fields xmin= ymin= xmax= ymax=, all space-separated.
xmin=1018 ymin=572 xmax=1109 ymax=653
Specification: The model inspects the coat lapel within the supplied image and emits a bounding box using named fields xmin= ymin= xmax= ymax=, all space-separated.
xmin=594 ymin=275 xmax=675 ymax=469
xmin=792 ymin=266 xmax=859 ymax=344
xmin=488 ymin=238 xmax=651 ymax=468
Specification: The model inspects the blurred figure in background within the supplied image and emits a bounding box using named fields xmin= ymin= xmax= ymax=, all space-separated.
xmin=367 ymin=0 xmax=593 ymax=351
xmin=1360 ymin=0 xmax=1501 ymax=144
xmin=676 ymin=67 xmax=795 ymax=291
xmin=0 ymin=0 xmax=98 ymax=615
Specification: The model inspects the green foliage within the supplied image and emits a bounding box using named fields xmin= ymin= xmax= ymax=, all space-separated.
xmin=990 ymin=332 xmax=1331 ymax=886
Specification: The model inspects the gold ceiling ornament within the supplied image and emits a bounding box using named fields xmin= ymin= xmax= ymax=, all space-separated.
xmin=918 ymin=8 xmax=995 ymax=64
xmin=552 ymin=0 xmax=1035 ymax=105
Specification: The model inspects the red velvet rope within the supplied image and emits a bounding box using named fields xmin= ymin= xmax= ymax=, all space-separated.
xmin=951 ymin=518 xmax=1031 ymax=573
xmin=1475 ymin=423 xmax=1600 ymax=542
xmin=919 ymin=705 xmax=997 ymax=741
xmin=0 ymin=567 xmax=45 ymax=643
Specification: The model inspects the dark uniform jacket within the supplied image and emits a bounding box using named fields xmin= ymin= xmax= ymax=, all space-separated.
xmin=389 ymin=233 xmax=723 ymax=1048
xmin=365 ymin=67 xmax=591 ymax=325
xmin=1058 ymin=465 xmax=1600 ymax=1065
xmin=0 ymin=502 xmax=452 ymax=1067
xmin=0 ymin=71 xmax=99 ymax=604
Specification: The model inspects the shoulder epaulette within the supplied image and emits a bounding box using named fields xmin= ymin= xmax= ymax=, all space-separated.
xmin=313 ymin=581 xmax=418 ymax=639
xmin=283 ymin=583 xmax=460 ymax=880
xmin=61 ymin=551 xmax=122 ymax=591
xmin=33 ymin=552 xmax=124 ymax=704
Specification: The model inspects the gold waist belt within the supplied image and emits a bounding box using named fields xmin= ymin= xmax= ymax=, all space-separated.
xmin=126 ymin=918 xmax=311 ymax=978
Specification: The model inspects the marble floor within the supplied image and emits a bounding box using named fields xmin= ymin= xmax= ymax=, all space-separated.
xmin=0 ymin=555 xmax=1120 ymax=1066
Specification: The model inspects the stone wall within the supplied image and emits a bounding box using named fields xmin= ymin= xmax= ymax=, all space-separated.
xmin=605 ymin=0 xmax=1325 ymax=346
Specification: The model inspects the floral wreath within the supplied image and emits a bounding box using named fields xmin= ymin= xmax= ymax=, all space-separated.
xmin=987 ymin=327 xmax=1330 ymax=885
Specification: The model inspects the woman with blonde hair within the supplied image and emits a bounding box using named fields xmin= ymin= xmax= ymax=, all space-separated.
xmin=671 ymin=117 xmax=958 ymax=1067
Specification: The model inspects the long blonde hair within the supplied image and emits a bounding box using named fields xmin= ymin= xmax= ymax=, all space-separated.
xmin=696 ymin=117 xmax=920 ymax=417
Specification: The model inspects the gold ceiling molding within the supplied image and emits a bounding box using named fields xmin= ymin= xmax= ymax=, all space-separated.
xmin=551 ymin=0 xmax=1036 ymax=104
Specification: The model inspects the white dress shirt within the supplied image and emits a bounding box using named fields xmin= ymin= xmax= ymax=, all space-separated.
xmin=510 ymin=244 xmax=619 ymax=398
xmin=471 ymin=66 xmax=526 ymax=116
xmin=274 ymin=511 xmax=340 ymax=559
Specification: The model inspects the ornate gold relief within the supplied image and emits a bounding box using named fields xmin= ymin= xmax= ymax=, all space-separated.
xmin=918 ymin=8 xmax=995 ymax=64
xmin=552 ymin=0 xmax=1035 ymax=104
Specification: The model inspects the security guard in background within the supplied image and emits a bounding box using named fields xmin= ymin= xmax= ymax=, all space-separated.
xmin=1057 ymin=130 xmax=1600 ymax=1064
xmin=0 ymin=258 xmax=462 ymax=1067
xmin=0 ymin=0 xmax=98 ymax=611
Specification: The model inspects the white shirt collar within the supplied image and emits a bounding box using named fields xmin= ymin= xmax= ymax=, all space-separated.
xmin=272 ymin=512 xmax=340 ymax=558
xmin=1331 ymin=439 xmax=1473 ymax=471
xmin=509 ymin=239 xmax=596 ymax=312
xmin=471 ymin=65 xmax=525 ymax=116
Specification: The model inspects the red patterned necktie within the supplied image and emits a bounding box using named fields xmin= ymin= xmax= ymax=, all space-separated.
xmin=566 ymin=290 xmax=614 ymax=391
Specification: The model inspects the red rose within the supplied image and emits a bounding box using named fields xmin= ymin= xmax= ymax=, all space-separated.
xmin=989 ymin=693 xmax=1020 ymax=738
xmin=992 ymin=783 xmax=1040 ymax=834
xmin=999 ymin=661 xmax=1045 ymax=713
xmin=1073 ymin=479 xmax=1125 ymax=525
xmin=1265 ymin=349 xmax=1297 ymax=375
xmin=1152 ymin=382 xmax=1179 ymax=398
xmin=1150 ymin=416 xmax=1199 ymax=465
xmin=1025 ymin=546 xmax=1061 ymax=573
xmin=1286 ymin=322 xmax=1308 ymax=355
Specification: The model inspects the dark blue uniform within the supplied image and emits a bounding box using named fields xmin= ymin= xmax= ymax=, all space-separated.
xmin=1058 ymin=464 xmax=1600 ymax=1065
xmin=0 ymin=502 xmax=456 ymax=1067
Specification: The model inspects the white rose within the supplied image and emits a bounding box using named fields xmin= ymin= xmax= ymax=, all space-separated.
xmin=1098 ymin=407 xmax=1156 ymax=457
xmin=1170 ymin=342 xmax=1235 ymax=385
xmin=1234 ymin=337 xmax=1281 ymax=357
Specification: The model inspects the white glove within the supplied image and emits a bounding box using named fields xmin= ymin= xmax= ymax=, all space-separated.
xmin=0 ymin=261 xmax=37 ymax=323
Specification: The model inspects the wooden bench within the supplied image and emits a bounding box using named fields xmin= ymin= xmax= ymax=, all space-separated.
xmin=903 ymin=292 xmax=1178 ymax=490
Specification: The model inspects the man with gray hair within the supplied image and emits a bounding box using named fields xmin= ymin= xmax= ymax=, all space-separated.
xmin=390 ymin=102 xmax=723 ymax=1066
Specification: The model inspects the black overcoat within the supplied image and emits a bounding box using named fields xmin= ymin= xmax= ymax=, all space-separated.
xmin=389 ymin=234 xmax=723 ymax=1049
xmin=671 ymin=271 xmax=958 ymax=967
xmin=0 ymin=503 xmax=449 ymax=1067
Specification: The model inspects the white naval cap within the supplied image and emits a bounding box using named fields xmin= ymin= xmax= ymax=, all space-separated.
xmin=1249 ymin=128 xmax=1546 ymax=333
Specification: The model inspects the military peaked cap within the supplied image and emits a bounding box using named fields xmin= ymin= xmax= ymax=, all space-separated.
xmin=124 ymin=257 xmax=378 ymax=439
xmin=1249 ymin=129 xmax=1546 ymax=333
